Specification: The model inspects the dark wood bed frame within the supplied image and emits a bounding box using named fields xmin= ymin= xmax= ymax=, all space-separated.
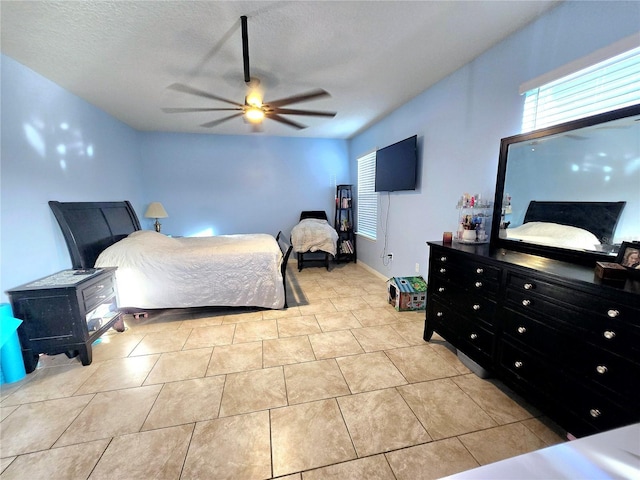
xmin=295 ymin=210 xmax=332 ymax=272
xmin=522 ymin=201 xmax=626 ymax=245
xmin=49 ymin=200 xmax=293 ymax=308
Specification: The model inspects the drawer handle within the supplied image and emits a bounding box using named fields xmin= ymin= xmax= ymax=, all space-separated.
xmin=436 ymin=311 xmax=444 ymax=317
xmin=476 ymin=268 xmax=484 ymax=274
xmin=607 ymin=309 xmax=619 ymax=318
xmin=474 ymin=281 xmax=483 ymax=288
xmin=96 ymin=295 xmax=107 ymax=299
xmin=596 ymin=365 xmax=608 ymax=375
xmin=603 ymin=330 xmax=616 ymax=340
xmin=472 ymin=304 xmax=481 ymax=311
xmin=523 ymin=283 xmax=533 ymax=290
xmin=438 ymin=287 xmax=445 ymax=293
xmin=440 ymin=268 xmax=447 ymax=274
xmin=96 ymin=284 xmax=105 ymax=290
xmin=514 ymin=361 xmax=523 ymax=369
xmin=589 ymin=408 xmax=601 ymax=418
xmin=517 ymin=326 xmax=527 ymax=334
xmin=470 ymin=333 xmax=478 ymax=340
xmin=440 ymin=256 xmax=447 ymax=262
xmin=522 ymin=299 xmax=531 ymax=307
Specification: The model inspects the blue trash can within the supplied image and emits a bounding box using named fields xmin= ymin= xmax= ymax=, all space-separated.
xmin=0 ymin=303 xmax=27 ymax=384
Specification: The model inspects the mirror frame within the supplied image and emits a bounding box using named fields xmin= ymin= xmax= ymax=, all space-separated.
xmin=490 ymin=103 xmax=640 ymax=266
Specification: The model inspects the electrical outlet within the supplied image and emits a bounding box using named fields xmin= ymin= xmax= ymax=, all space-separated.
xmin=387 ymin=253 xmax=393 ymax=261
xmin=415 ymin=262 xmax=420 ymax=273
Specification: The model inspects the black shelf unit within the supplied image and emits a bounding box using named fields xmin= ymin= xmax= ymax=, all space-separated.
xmin=334 ymin=184 xmax=356 ymax=263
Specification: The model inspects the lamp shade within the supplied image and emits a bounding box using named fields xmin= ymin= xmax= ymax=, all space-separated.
xmin=144 ymin=202 xmax=168 ymax=219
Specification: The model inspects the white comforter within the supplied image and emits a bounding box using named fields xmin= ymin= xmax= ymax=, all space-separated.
xmin=505 ymin=222 xmax=600 ymax=251
xmin=95 ymin=230 xmax=285 ymax=309
xmin=290 ymin=218 xmax=338 ymax=256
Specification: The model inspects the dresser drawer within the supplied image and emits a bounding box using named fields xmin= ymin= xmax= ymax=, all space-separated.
xmin=429 ymin=276 xmax=497 ymax=327
xmin=426 ymin=299 xmax=458 ymax=342
xmin=457 ymin=316 xmax=495 ymax=365
xmin=502 ymin=308 xmax=567 ymax=355
xmin=499 ymin=340 xmax=558 ymax=390
xmin=82 ymin=276 xmax=115 ymax=313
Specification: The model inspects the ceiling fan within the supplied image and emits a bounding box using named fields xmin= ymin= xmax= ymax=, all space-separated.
xmin=162 ymin=16 xmax=336 ymax=130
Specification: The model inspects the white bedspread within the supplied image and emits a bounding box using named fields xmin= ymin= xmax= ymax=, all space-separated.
xmin=290 ymin=218 xmax=338 ymax=255
xmin=95 ymin=230 xmax=285 ymax=309
xmin=505 ymin=222 xmax=600 ymax=251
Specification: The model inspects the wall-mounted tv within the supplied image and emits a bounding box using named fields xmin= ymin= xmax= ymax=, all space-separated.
xmin=375 ymin=135 xmax=418 ymax=192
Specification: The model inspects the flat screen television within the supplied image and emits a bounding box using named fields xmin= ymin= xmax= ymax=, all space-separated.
xmin=375 ymin=135 xmax=418 ymax=192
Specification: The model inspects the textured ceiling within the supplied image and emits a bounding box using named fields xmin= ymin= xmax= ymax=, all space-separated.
xmin=1 ymin=1 xmax=560 ymax=138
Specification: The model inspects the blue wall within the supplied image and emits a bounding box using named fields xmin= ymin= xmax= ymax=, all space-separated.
xmin=349 ymin=1 xmax=640 ymax=277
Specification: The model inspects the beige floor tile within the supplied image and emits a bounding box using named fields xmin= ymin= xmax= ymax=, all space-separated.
xmin=315 ymin=311 xmax=363 ymax=332
xmin=351 ymin=325 xmax=411 ymax=352
xmin=385 ymin=437 xmax=480 ymax=480
xmin=521 ymin=417 xmax=566 ymax=445
xmin=452 ymin=374 xmax=534 ymax=424
xmin=329 ymin=296 xmax=372 ymax=312
xmin=54 ymin=385 xmax=162 ymax=447
xmin=0 ymin=439 xmax=109 ymax=480
xmin=428 ymin=342 xmax=472 ymax=374
xmin=297 ymin=298 xmax=337 ymax=315
xmin=271 ymin=399 xmax=357 ymax=477
xmin=89 ymin=424 xmax=193 ymax=479
xmin=74 ymin=354 xmax=160 ymax=394
xmin=183 ymin=323 xmax=235 ymax=349
xmin=221 ymin=310 xmax=264 ymax=324
xmin=333 ymin=286 xmax=371 ymax=297
xmin=305 ymin=287 xmax=339 ymax=301
xmin=338 ymin=388 xmax=431 ymax=456
xmin=0 ymin=457 xmax=16 ymax=474
xmin=127 ymin=318 xmax=185 ymax=334
xmin=336 ymin=352 xmax=407 ymax=393
xmin=182 ymin=411 xmax=271 ymax=479
xmin=304 ymin=454 xmax=396 ymax=479
xmin=361 ymin=293 xmax=393 ymax=308
xmin=0 ymin=395 xmax=93 ymax=457
xmin=178 ymin=315 xmax=224 ymax=329
xmin=284 ymin=359 xmax=350 ymax=404
xmin=142 ymin=376 xmax=225 ymax=430
xmin=398 ymin=379 xmax=497 ymax=440
xmin=308 ymin=330 xmax=364 ymax=359
xmin=386 ymin=345 xmax=459 ymax=382
xmin=459 ymin=422 xmax=548 ymax=465
xmin=352 ymin=306 xmax=399 ymax=326
xmin=143 ymin=347 xmax=212 ymax=385
xmin=263 ymin=336 xmax=316 ymax=367
xmin=2 ymin=364 xmax=100 ymax=406
xmin=392 ymin=320 xmax=428 ymax=346
xmin=233 ymin=319 xmax=279 ymax=343
xmin=90 ymin=331 xmax=145 ymax=362
xmin=277 ymin=315 xmax=322 ymax=337
xmin=219 ymin=366 xmax=287 ymax=416
xmin=207 ymin=341 xmax=263 ymax=375
xmin=129 ymin=328 xmax=190 ymax=356
xmin=263 ymin=306 xmax=302 ymax=319
xmin=34 ymin=352 xmax=76 ymax=369
xmin=0 ymin=405 xmax=18 ymax=422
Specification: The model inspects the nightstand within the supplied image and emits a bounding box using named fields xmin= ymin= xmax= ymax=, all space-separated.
xmin=6 ymin=267 xmax=122 ymax=373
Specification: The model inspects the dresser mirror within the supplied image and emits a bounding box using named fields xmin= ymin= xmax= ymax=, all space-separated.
xmin=490 ymin=104 xmax=640 ymax=265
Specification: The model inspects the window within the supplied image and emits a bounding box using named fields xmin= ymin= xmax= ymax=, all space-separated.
xmin=356 ymin=150 xmax=377 ymax=240
xmin=522 ymin=45 xmax=640 ymax=132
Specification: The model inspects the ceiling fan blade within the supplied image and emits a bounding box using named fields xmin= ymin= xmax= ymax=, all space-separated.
xmin=200 ymin=113 xmax=244 ymax=128
xmin=241 ymin=15 xmax=250 ymax=84
xmin=267 ymin=89 xmax=331 ymax=108
xmin=272 ymin=108 xmax=336 ymax=117
xmin=267 ymin=113 xmax=307 ymax=129
xmin=167 ymin=83 xmax=244 ymax=107
xmin=162 ymin=107 xmax=243 ymax=113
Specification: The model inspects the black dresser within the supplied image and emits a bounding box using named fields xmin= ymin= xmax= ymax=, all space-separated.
xmin=7 ymin=268 xmax=122 ymax=373
xmin=425 ymin=241 xmax=640 ymax=437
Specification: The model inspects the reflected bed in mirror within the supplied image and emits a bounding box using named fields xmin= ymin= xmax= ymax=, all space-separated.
xmin=491 ymin=104 xmax=640 ymax=265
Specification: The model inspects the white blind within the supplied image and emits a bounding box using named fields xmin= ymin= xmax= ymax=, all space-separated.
xmin=522 ymin=46 xmax=640 ymax=132
xmin=357 ymin=151 xmax=377 ymax=240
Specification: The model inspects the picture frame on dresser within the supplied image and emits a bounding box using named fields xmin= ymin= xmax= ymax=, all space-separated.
xmin=616 ymin=241 xmax=640 ymax=277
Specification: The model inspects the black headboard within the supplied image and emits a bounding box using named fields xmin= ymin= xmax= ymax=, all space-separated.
xmin=523 ymin=201 xmax=626 ymax=244
xmin=299 ymin=210 xmax=328 ymax=221
xmin=49 ymin=201 xmax=141 ymax=269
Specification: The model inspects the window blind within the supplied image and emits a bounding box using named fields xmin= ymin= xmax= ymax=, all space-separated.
xmin=522 ymin=45 xmax=640 ymax=132
xmin=357 ymin=151 xmax=377 ymax=240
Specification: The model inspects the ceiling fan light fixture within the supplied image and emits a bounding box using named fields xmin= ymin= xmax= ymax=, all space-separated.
xmin=245 ymin=106 xmax=265 ymax=123
xmin=246 ymin=91 xmax=263 ymax=108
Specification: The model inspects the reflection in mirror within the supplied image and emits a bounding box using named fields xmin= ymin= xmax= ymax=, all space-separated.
xmin=492 ymin=104 xmax=640 ymax=263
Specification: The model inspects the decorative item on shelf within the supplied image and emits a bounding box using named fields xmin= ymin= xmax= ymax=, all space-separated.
xmin=145 ymin=202 xmax=168 ymax=233
xmin=615 ymin=241 xmax=640 ymax=279
xmin=455 ymin=193 xmax=491 ymax=244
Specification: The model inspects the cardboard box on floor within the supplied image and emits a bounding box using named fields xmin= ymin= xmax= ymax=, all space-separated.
xmin=387 ymin=276 xmax=427 ymax=311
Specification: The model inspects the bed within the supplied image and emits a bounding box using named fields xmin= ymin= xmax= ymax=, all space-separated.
xmin=290 ymin=210 xmax=338 ymax=271
xmin=49 ymin=201 xmax=293 ymax=309
xmin=504 ymin=201 xmax=626 ymax=251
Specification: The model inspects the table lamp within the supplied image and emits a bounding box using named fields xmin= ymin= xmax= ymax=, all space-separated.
xmin=144 ymin=202 xmax=168 ymax=232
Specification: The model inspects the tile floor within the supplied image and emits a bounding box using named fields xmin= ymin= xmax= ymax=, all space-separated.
xmin=0 ymin=262 xmax=565 ymax=479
